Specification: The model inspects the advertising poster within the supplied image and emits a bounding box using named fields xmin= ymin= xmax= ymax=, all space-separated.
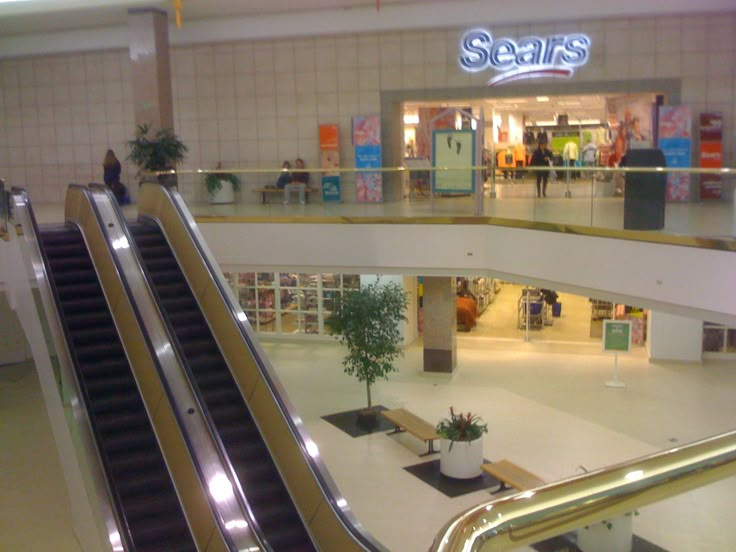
xmin=432 ymin=130 xmax=475 ymax=193
xmin=352 ymin=115 xmax=380 ymax=146
xmin=658 ymin=106 xmax=692 ymax=201
xmin=353 ymin=115 xmax=382 ymax=202
xmin=699 ymin=112 xmax=723 ymax=200
xmin=320 ymin=150 xmax=341 ymax=202
xmin=319 ymin=124 xmax=341 ymax=202
xmin=319 ymin=124 xmax=339 ymax=151
xmin=603 ymin=320 xmax=632 ymax=353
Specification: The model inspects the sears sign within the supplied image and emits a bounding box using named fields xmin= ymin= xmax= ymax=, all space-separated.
xmin=459 ymin=29 xmax=591 ymax=86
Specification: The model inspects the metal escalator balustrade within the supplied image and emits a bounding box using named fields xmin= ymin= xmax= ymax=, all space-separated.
xmin=129 ymin=220 xmax=316 ymax=551
xmin=39 ymin=224 xmax=198 ymax=552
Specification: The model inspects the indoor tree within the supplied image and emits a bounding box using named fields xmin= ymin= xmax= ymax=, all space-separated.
xmin=325 ymin=279 xmax=409 ymax=414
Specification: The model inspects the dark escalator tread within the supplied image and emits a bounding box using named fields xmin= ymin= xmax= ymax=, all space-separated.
xmin=130 ymin=220 xmax=315 ymax=550
xmin=39 ymin=226 xmax=197 ymax=552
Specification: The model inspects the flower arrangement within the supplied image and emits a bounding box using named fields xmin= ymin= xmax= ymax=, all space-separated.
xmin=436 ymin=407 xmax=488 ymax=448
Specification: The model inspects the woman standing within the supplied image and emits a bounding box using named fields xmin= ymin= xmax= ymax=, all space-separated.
xmin=103 ymin=149 xmax=123 ymax=202
xmin=529 ymin=141 xmax=552 ymax=198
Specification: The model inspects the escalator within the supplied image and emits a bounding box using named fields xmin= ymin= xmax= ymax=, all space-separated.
xmin=38 ymin=223 xmax=198 ymax=552
xmin=129 ymin=220 xmax=315 ymax=551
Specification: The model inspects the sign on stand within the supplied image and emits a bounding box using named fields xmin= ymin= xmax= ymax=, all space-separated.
xmin=602 ymin=320 xmax=631 ymax=388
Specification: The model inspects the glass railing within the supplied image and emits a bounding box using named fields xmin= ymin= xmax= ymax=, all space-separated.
xmin=150 ymin=164 xmax=735 ymax=244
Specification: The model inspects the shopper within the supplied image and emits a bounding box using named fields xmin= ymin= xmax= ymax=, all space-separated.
xmin=283 ymin=158 xmax=309 ymax=205
xmin=276 ymin=160 xmax=292 ymax=189
xmin=102 ymin=149 xmax=125 ymax=203
xmin=530 ymin=141 xmax=552 ymax=198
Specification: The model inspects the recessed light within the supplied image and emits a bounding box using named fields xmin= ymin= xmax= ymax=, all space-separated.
xmin=536 ymin=96 xmax=549 ymax=102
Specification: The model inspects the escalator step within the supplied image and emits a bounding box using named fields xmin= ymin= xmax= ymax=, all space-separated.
xmin=77 ymin=357 xmax=129 ymax=377
xmin=56 ymin=282 xmax=102 ymax=299
xmin=89 ymin=391 xmax=141 ymax=414
xmin=65 ymin=310 xmax=114 ymax=331
xmin=57 ymin=296 xmax=108 ymax=314
xmin=151 ymin=269 xmax=186 ymax=285
xmin=143 ymin=256 xmax=179 ymax=272
xmin=195 ymin=367 xmax=236 ymax=389
xmin=157 ymin=282 xmax=194 ymax=299
xmin=71 ymin=326 xmax=119 ymax=346
xmin=103 ymin=430 xmax=158 ymax=455
xmin=95 ymin=411 xmax=150 ymax=435
xmin=52 ymin=269 xmax=98 ymax=286
xmin=167 ymin=309 xmax=205 ymax=327
xmin=75 ymin=341 xmax=125 ymax=361
xmin=85 ymin=374 xmax=138 ymax=396
xmin=200 ymin=385 xmax=244 ymax=405
xmin=159 ymin=296 xmax=198 ymax=312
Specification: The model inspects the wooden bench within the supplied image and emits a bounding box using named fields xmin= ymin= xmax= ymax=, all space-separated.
xmin=481 ymin=459 xmax=546 ymax=494
xmin=253 ymin=187 xmax=314 ymax=204
xmin=380 ymin=408 xmax=439 ymax=456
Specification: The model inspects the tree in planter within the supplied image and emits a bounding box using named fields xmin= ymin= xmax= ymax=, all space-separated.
xmin=325 ymin=279 xmax=408 ymax=414
xmin=127 ymin=123 xmax=187 ymax=185
xmin=205 ymin=171 xmax=240 ymax=198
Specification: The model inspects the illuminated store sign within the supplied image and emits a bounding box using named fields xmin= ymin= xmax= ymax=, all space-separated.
xmin=459 ymin=29 xmax=591 ymax=86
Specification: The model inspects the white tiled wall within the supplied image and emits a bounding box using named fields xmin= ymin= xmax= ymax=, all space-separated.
xmin=1 ymin=12 xmax=734 ymax=204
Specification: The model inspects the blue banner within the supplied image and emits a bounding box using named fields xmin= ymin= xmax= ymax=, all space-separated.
xmin=355 ymin=145 xmax=382 ymax=169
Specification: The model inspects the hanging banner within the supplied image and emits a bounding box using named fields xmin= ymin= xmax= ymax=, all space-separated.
xmin=432 ymin=129 xmax=475 ymax=193
xmin=319 ymin=124 xmax=341 ymax=202
xmin=353 ymin=115 xmax=383 ymax=202
xmin=699 ymin=112 xmax=723 ymax=200
xmin=658 ymin=106 xmax=692 ymax=201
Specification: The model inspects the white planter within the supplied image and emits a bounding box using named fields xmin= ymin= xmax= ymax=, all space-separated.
xmin=439 ymin=437 xmax=483 ymax=479
xmin=577 ymin=514 xmax=633 ymax=552
xmin=209 ymin=179 xmax=234 ymax=204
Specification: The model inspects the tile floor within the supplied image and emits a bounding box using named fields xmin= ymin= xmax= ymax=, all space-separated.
xmin=2 ymin=305 xmax=736 ymax=551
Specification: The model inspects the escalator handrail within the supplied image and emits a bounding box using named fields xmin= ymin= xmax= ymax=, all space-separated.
xmin=430 ymin=428 xmax=736 ymax=551
xmin=88 ymin=183 xmax=271 ymax=551
xmin=146 ymin=183 xmax=386 ymax=551
xmin=11 ymin=185 xmax=133 ymax=552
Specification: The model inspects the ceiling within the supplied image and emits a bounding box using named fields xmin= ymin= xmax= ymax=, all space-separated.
xmin=404 ymin=94 xmax=632 ymax=126
xmin=0 ymin=0 xmax=427 ymax=36
xmin=1 ymin=0 xmax=733 ymax=38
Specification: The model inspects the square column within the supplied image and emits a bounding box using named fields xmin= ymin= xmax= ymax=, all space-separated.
xmin=128 ymin=8 xmax=174 ymax=134
xmin=422 ymin=276 xmax=457 ymax=373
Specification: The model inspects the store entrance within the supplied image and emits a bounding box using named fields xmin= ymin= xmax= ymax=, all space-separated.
xmin=402 ymin=92 xmax=659 ymax=199
xmin=449 ymin=277 xmax=648 ymax=347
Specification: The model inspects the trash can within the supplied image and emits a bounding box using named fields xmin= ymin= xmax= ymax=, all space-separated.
xmin=621 ymin=148 xmax=667 ymax=230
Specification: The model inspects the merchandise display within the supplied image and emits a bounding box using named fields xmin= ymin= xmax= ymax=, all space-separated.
xmin=225 ymin=271 xmax=360 ymax=335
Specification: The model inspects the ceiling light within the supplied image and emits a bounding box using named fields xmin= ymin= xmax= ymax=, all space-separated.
xmin=536 ymin=96 xmax=549 ymax=102
xmin=403 ymin=114 xmax=419 ymax=125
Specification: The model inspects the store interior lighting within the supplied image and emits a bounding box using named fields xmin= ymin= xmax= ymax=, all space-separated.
xmin=403 ymin=113 xmax=419 ymax=125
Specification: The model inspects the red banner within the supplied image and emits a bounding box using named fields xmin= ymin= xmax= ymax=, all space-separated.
xmin=699 ymin=112 xmax=723 ymax=199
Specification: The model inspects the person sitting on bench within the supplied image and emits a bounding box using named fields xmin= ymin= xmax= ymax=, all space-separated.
xmin=276 ymin=160 xmax=292 ymax=190
xmin=283 ymin=158 xmax=309 ymax=205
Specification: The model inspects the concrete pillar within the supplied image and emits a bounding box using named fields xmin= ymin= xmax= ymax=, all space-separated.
xmin=422 ymin=276 xmax=457 ymax=373
xmin=127 ymin=8 xmax=174 ymax=134
xmin=646 ymin=311 xmax=703 ymax=362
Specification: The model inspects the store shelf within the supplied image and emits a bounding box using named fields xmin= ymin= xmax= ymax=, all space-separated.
xmin=230 ymin=271 xmax=359 ymax=336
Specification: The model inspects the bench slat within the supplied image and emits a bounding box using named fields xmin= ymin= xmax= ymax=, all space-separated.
xmin=481 ymin=460 xmax=545 ymax=491
xmin=381 ymin=408 xmax=438 ymax=442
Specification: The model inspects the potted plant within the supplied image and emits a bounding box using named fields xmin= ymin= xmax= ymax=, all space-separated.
xmin=436 ymin=407 xmax=488 ymax=479
xmin=204 ymin=165 xmax=240 ymax=204
xmin=325 ymin=278 xmax=408 ymax=425
xmin=577 ymin=511 xmax=637 ymax=552
xmin=127 ymin=123 xmax=187 ymax=187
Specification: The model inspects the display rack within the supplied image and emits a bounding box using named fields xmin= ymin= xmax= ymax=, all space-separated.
xmin=226 ymin=271 xmax=360 ymax=336
xmin=517 ymin=288 xmax=546 ymax=330
xmin=467 ymin=277 xmax=495 ymax=314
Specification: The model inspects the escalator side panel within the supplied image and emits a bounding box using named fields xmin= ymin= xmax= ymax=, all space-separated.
xmin=39 ymin=225 xmax=197 ymax=552
xmin=130 ymin=222 xmax=316 ymax=551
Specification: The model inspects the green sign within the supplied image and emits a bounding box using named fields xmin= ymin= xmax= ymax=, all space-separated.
xmin=321 ymin=175 xmax=341 ymax=202
xmin=603 ymin=320 xmax=631 ymax=352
